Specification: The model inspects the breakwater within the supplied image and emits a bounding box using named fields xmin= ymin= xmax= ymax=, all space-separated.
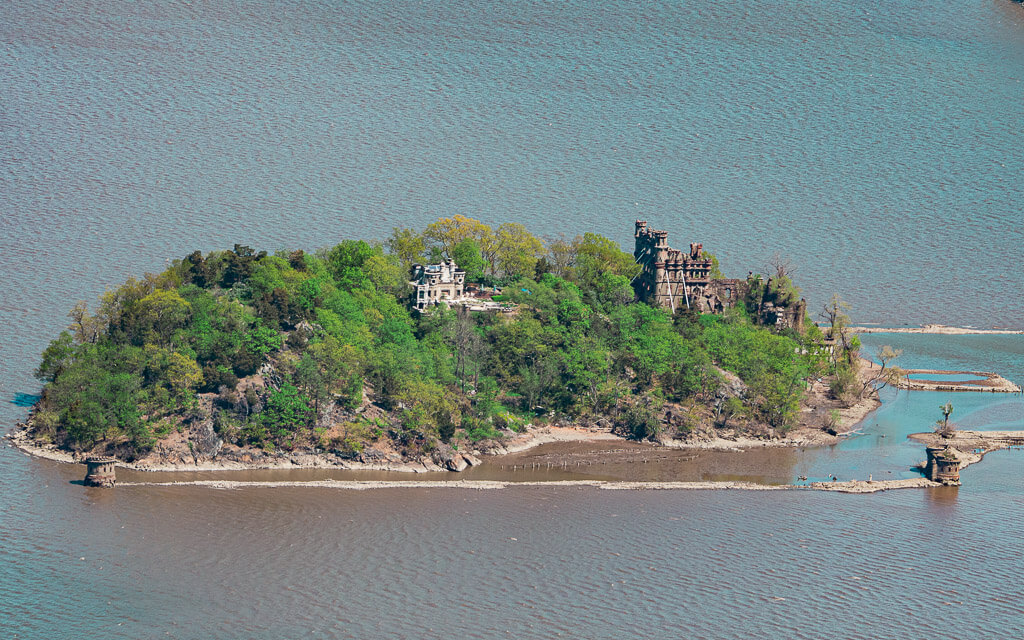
xmin=893 ymin=370 xmax=1022 ymax=393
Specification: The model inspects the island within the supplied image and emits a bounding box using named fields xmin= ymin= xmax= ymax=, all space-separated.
xmin=11 ymin=218 xmax=918 ymax=479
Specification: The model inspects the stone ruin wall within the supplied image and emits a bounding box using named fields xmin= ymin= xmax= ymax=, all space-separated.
xmin=633 ymin=220 xmax=805 ymax=332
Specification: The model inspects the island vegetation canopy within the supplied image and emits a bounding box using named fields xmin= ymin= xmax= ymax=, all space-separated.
xmin=29 ymin=216 xmax=861 ymax=461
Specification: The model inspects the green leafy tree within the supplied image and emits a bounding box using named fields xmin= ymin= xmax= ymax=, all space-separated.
xmin=493 ymin=222 xmax=545 ymax=279
xmin=166 ymin=352 xmax=203 ymax=399
xmin=620 ymin=397 xmax=663 ymax=441
xmin=321 ymin=240 xmax=380 ymax=290
xmin=363 ymin=254 xmax=408 ymax=296
xmin=262 ymin=385 xmax=313 ymax=434
xmin=386 ymin=227 xmax=427 ymax=271
xmin=452 ymin=238 xmax=487 ymax=282
xmin=36 ymin=331 xmax=76 ymax=382
xmin=423 ymin=214 xmax=494 ymax=259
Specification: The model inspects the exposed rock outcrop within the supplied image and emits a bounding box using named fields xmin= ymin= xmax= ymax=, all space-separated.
xmin=188 ymin=415 xmax=223 ymax=460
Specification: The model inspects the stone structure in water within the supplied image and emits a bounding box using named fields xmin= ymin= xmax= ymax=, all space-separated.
xmin=925 ymin=446 xmax=961 ymax=485
xmin=633 ymin=220 xmax=806 ymax=331
xmin=84 ymin=457 xmax=116 ymax=487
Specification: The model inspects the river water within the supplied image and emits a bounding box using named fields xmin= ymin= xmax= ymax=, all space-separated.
xmin=2 ymin=1 xmax=1024 ymax=638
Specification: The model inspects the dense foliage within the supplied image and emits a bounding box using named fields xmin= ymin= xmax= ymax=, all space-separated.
xmin=31 ymin=217 xmax=831 ymax=458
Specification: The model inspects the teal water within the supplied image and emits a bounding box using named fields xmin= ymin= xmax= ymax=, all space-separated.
xmin=2 ymin=1 xmax=1024 ymax=638
xmin=771 ymin=333 xmax=1024 ymax=486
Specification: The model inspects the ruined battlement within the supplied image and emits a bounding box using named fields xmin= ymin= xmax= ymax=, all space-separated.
xmin=925 ymin=446 xmax=962 ymax=485
xmin=634 ymin=220 xmax=724 ymax=314
xmin=633 ymin=220 xmax=805 ymax=331
xmin=84 ymin=457 xmax=116 ymax=487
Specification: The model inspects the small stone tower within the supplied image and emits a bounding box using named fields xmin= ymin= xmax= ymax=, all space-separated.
xmin=84 ymin=457 xmax=117 ymax=487
xmin=925 ymin=446 xmax=961 ymax=485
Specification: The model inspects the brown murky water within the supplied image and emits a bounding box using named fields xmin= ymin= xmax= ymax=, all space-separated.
xmin=114 ymin=440 xmax=804 ymax=486
xmin=5 ymin=446 xmax=1024 ymax=639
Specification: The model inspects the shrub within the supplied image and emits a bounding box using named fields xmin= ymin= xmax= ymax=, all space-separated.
xmin=620 ymin=401 xmax=662 ymax=441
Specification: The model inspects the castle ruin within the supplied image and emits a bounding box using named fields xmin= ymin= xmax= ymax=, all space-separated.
xmin=633 ymin=220 xmax=806 ymax=331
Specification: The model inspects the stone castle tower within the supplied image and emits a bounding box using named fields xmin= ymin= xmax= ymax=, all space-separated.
xmin=633 ymin=220 xmax=743 ymax=314
xmin=632 ymin=219 xmax=805 ymax=331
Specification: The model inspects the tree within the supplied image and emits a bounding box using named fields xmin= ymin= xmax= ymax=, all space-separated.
xmin=767 ymin=252 xmax=795 ymax=282
xmin=181 ymin=250 xmax=212 ymax=287
xmin=751 ymin=367 xmax=803 ymax=430
xmin=562 ymin=338 xmax=609 ymax=409
xmin=452 ymin=239 xmax=487 ymax=282
xmin=262 ymin=384 xmax=313 ymax=435
xmin=321 ymin=240 xmax=380 ymax=290
xmin=493 ymin=222 xmax=545 ymax=279
xmin=820 ymin=294 xmax=858 ymax=366
xmin=165 ymin=352 xmax=203 ymax=399
xmin=860 ymin=345 xmax=904 ymax=396
xmin=575 ymin=233 xmax=642 ymax=280
xmin=546 ymin=236 xmax=579 ymax=279
xmin=702 ymin=250 xmax=724 ymax=280
xmin=297 ymin=336 xmax=363 ymax=417
xmin=295 ymin=353 xmax=326 ymax=425
xmin=571 ymin=234 xmax=642 ymax=310
xmin=243 ymin=322 xmax=283 ymax=366
xmin=363 ymin=254 xmax=407 ymax=296
xmin=36 ymin=331 xmax=76 ymax=382
xmin=288 ymin=249 xmax=308 ymax=271
xmin=518 ymin=355 xmax=560 ymax=411
xmin=385 ymin=227 xmax=426 ymax=270
xmin=393 ymin=378 xmax=457 ymax=439
xmin=68 ymin=301 xmax=103 ymax=344
xmin=135 ymin=289 xmax=192 ymax=346
xmin=423 ymin=215 xmax=494 ymax=258
xmin=450 ymin=312 xmax=487 ymax=392
xmin=935 ymin=401 xmax=956 ymax=438
xmin=619 ymin=396 xmax=663 ymax=441
xmin=222 ymin=244 xmax=265 ymax=287
xmin=718 ymin=396 xmax=744 ymax=429
xmin=828 ymin=363 xmax=859 ymax=406
xmin=593 ymin=272 xmax=635 ymax=309
xmin=254 ymin=287 xmax=304 ymax=330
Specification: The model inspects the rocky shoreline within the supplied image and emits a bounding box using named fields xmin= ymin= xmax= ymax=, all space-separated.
xmin=8 ymin=415 xmax=956 ymax=494
xmin=7 ymin=366 xmax=885 ymax=476
xmin=8 ymin=363 xmax=877 ymax=474
xmin=8 ymin=420 xmax=836 ymax=473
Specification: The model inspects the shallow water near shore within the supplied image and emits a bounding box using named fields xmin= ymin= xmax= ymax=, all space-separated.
xmin=5 ymin=333 xmax=1024 ymax=638
xmin=3 ymin=0 xmax=1024 ymax=637
xmin=5 ymin=446 xmax=1024 ymax=639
